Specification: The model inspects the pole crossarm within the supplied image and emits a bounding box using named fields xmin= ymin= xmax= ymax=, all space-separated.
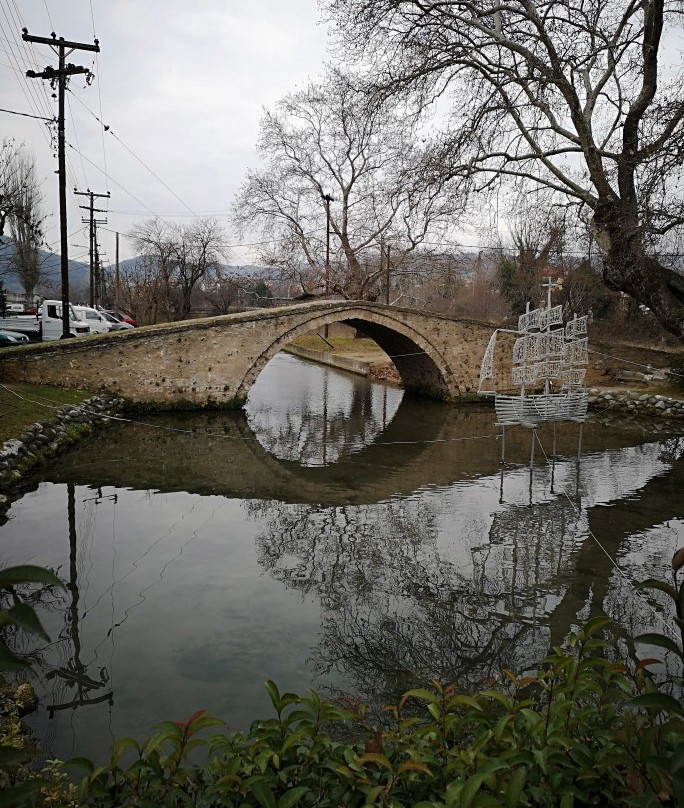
xmin=22 ymin=29 xmax=99 ymax=53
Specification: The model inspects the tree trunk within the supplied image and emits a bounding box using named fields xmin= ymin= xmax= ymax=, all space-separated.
xmin=591 ymin=211 xmax=684 ymax=340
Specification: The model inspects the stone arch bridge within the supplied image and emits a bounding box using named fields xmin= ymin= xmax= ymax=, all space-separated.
xmin=0 ymin=301 xmax=508 ymax=407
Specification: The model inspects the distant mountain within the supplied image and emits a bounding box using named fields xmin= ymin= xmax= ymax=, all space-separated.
xmin=116 ymin=256 xmax=273 ymax=277
xmin=0 ymin=239 xmax=89 ymax=296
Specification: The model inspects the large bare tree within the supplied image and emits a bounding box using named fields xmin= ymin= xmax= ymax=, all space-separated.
xmin=233 ymin=67 xmax=461 ymax=301
xmin=326 ymin=0 xmax=684 ymax=337
xmin=129 ymin=218 xmax=227 ymax=320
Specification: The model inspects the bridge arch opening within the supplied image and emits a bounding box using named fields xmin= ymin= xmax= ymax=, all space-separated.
xmin=236 ymin=309 xmax=456 ymax=404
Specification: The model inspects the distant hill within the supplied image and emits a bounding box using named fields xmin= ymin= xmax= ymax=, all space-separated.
xmin=116 ymin=256 xmax=272 ymax=277
xmin=0 ymin=238 xmax=89 ymax=296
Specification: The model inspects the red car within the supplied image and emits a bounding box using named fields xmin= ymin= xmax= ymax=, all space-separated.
xmin=106 ymin=310 xmax=138 ymax=327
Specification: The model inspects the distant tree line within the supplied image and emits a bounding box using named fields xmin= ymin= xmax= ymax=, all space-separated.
xmin=231 ymin=0 xmax=684 ymax=342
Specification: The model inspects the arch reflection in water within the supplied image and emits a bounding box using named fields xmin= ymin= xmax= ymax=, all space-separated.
xmin=246 ymin=353 xmax=403 ymax=465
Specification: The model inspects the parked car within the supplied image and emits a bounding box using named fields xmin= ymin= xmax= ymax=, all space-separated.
xmin=101 ymin=311 xmax=133 ymax=331
xmin=72 ymin=305 xmax=113 ymax=335
xmin=106 ymin=310 xmax=138 ymax=327
xmin=5 ymin=303 xmax=26 ymax=314
xmin=0 ymin=329 xmax=30 ymax=346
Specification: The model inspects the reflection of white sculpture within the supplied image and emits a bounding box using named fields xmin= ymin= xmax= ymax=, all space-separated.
xmin=479 ymin=280 xmax=588 ymax=428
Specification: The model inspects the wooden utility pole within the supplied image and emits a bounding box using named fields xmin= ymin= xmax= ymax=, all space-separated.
xmin=385 ymin=242 xmax=391 ymax=305
xmin=75 ymin=189 xmax=109 ymax=306
xmin=321 ymin=193 xmax=334 ymax=296
xmin=23 ymin=29 xmax=99 ymax=337
xmin=115 ymin=231 xmax=120 ymax=314
xmin=321 ymin=192 xmax=334 ymax=339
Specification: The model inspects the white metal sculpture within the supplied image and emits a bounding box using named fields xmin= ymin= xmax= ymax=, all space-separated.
xmin=478 ymin=279 xmax=589 ymax=428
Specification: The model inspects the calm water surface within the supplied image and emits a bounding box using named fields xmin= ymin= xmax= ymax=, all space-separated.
xmin=2 ymin=353 xmax=683 ymax=762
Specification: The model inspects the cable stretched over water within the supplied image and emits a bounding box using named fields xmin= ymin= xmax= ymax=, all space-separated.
xmin=532 ymin=428 xmax=679 ymax=641
xmin=0 ymin=382 xmax=497 ymax=448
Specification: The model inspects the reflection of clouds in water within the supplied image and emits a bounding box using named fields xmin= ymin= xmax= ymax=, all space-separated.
xmin=246 ymin=354 xmax=403 ymax=465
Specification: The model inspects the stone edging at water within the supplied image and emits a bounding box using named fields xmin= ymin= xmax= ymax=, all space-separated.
xmin=0 ymin=393 xmax=122 ymax=492
xmin=588 ymin=388 xmax=684 ymax=419
xmin=284 ymin=345 xmax=372 ymax=376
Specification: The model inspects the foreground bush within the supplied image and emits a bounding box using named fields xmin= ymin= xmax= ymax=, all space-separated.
xmin=2 ymin=566 xmax=684 ymax=807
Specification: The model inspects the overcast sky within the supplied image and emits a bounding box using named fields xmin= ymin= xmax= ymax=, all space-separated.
xmin=2 ymin=0 xmax=331 ymax=266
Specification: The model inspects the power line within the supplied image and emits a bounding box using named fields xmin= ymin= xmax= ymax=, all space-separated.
xmin=532 ymin=430 xmax=679 ymax=641
xmin=67 ymin=88 xmax=202 ymax=220
xmin=66 ymin=141 xmax=163 ymax=219
xmin=0 ymin=104 xmax=52 ymax=120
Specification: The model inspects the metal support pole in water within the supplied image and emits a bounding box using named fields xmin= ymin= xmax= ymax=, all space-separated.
xmin=551 ymin=422 xmax=557 ymax=493
xmin=575 ymin=422 xmax=584 ymax=497
xmin=500 ymin=426 xmax=506 ymax=465
xmin=529 ymin=428 xmax=536 ymax=504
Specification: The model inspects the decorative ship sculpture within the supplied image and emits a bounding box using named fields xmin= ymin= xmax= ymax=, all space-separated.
xmin=479 ymin=279 xmax=589 ymax=428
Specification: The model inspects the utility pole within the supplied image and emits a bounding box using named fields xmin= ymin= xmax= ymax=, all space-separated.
xmin=385 ymin=242 xmax=391 ymax=305
xmin=23 ymin=29 xmax=99 ymax=338
xmin=75 ymin=189 xmax=109 ymax=306
xmin=321 ymin=193 xmax=334 ymax=297
xmin=115 ymin=231 xmax=120 ymax=314
xmin=321 ymin=192 xmax=334 ymax=339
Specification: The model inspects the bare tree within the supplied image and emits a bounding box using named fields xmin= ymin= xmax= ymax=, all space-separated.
xmin=233 ymin=66 xmax=461 ymax=301
xmin=9 ymin=151 xmax=44 ymax=302
xmin=0 ymin=141 xmax=44 ymax=296
xmin=326 ymin=0 xmax=684 ymax=338
xmin=129 ymin=218 xmax=227 ymax=320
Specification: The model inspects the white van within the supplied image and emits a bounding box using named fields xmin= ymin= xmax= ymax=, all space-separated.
xmin=72 ymin=305 xmax=113 ymax=335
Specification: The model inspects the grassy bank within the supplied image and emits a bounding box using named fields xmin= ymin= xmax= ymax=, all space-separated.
xmin=0 ymin=383 xmax=92 ymax=444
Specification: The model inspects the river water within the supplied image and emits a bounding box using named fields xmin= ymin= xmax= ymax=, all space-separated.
xmin=2 ymin=352 xmax=683 ymax=762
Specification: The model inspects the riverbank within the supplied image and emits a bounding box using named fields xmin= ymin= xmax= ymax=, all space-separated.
xmin=0 ymin=391 xmax=121 ymax=494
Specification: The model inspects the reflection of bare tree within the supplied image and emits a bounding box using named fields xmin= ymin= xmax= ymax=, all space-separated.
xmin=249 ymin=498 xmax=561 ymax=711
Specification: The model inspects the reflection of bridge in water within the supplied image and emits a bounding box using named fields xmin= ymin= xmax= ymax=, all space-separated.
xmin=36 ymin=397 xmax=674 ymax=507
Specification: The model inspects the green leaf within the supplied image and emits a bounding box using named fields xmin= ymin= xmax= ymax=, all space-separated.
xmin=447 ymin=694 xmax=483 ymax=712
xmin=0 ymin=642 xmax=27 ymax=672
xmin=141 ymin=730 xmax=175 ymax=758
xmin=583 ymin=616 xmax=612 ymax=637
xmin=7 ymin=602 xmax=50 ymax=641
xmin=0 ymin=780 xmax=45 ymax=807
xmin=629 ymin=693 xmax=684 ymax=716
xmin=404 ymin=688 xmax=438 ymax=703
xmin=0 ymin=565 xmax=64 ymax=589
xmin=460 ymin=773 xmax=487 ymax=808
xmin=265 ymin=680 xmax=281 ymax=711
xmin=0 ymin=746 xmax=28 ymax=767
xmin=63 ymin=756 xmax=95 ymax=772
xmin=277 ymin=787 xmax=309 ymax=808
xmin=504 ymin=767 xmax=526 ymax=808
xmin=636 ymin=579 xmax=678 ymax=601
xmin=251 ymin=780 xmax=276 ymax=808
xmin=634 ymin=633 xmax=683 ymax=657
xmin=110 ymin=737 xmax=140 ymax=768
xmin=358 ymin=752 xmax=393 ymax=771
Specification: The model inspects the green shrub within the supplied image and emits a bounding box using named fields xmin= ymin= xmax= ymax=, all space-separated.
xmin=3 ymin=561 xmax=684 ymax=807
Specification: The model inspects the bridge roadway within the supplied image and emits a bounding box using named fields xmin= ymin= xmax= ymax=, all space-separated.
xmin=0 ymin=301 xmax=512 ymax=406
